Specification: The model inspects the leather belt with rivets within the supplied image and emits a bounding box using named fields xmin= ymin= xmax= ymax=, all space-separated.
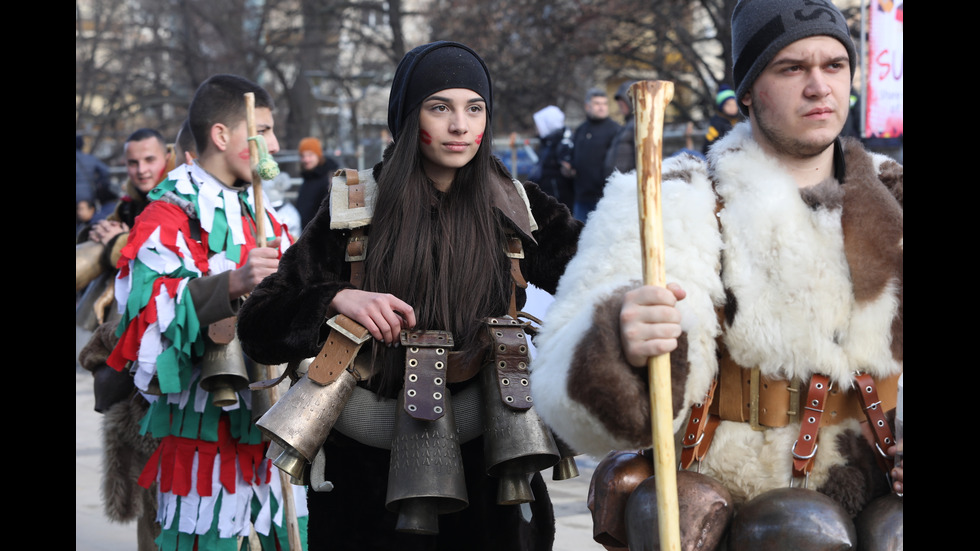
xmin=307 ymin=315 xmax=372 ymax=386
xmin=792 ymin=374 xmax=831 ymax=477
xmin=400 ymin=329 xmax=453 ymax=421
xmin=486 ymin=316 xmax=533 ymax=410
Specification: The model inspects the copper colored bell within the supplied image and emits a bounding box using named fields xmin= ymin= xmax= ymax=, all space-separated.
xmin=479 ymin=363 xmax=559 ymax=505
xmin=624 ymin=469 xmax=733 ymax=551
xmin=386 ymin=391 xmax=468 ymax=534
xmin=588 ymin=450 xmax=655 ymax=548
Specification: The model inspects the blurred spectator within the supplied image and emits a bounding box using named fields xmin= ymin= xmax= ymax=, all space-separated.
xmin=529 ymin=105 xmax=574 ymax=211
xmin=560 ymin=87 xmax=620 ymax=221
xmin=76 ymin=199 xmax=96 ymax=239
xmin=701 ymin=85 xmax=741 ymax=155
xmin=81 ymin=128 xmax=170 ymax=246
xmin=76 ymin=134 xmax=116 ymax=221
xmin=604 ymin=80 xmax=639 ymax=178
xmin=295 ymin=137 xmax=339 ymax=230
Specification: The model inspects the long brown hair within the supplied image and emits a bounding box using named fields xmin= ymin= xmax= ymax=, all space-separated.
xmin=363 ymin=107 xmax=512 ymax=396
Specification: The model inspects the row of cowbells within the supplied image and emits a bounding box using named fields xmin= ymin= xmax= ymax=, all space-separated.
xmin=255 ymin=361 xmax=579 ymax=535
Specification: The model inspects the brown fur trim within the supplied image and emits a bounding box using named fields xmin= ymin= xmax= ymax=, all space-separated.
xmin=567 ymin=286 xmax=689 ymax=446
xmin=101 ymin=396 xmax=159 ymax=523
xmin=840 ymin=142 xmax=903 ymax=303
xmin=799 ymin=175 xmax=844 ymax=210
xmin=840 ymin=141 xmax=904 ymax=363
xmin=817 ymin=429 xmax=891 ymax=518
xmin=877 ymin=158 xmax=903 ymax=208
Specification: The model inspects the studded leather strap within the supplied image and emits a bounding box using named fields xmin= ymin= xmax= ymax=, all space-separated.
xmin=680 ymin=380 xmax=718 ymax=469
xmin=308 ymin=315 xmax=371 ymax=386
xmin=792 ymin=374 xmax=831 ymax=477
xmin=486 ymin=316 xmax=533 ymax=410
xmin=401 ymin=329 xmax=454 ymax=421
xmin=854 ymin=371 xmax=897 ymax=473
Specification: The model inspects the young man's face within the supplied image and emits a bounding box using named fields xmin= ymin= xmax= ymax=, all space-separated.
xmin=125 ymin=137 xmax=170 ymax=194
xmin=585 ymin=95 xmax=609 ymax=120
xmin=225 ymin=107 xmax=279 ymax=183
xmin=417 ymin=88 xmax=487 ymax=191
xmin=742 ymin=36 xmax=851 ymax=159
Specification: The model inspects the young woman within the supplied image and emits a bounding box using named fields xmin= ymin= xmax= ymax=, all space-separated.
xmin=238 ymin=41 xmax=582 ymax=550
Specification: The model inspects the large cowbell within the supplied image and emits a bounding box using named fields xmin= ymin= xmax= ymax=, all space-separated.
xmin=256 ymin=369 xmax=357 ymax=480
xmin=386 ymin=391 xmax=468 ymax=535
xmin=199 ymin=318 xmax=251 ymax=408
xmin=479 ymin=362 xmax=560 ymax=505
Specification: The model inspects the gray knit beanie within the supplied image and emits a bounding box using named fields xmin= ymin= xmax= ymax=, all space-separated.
xmin=732 ymin=0 xmax=856 ymax=115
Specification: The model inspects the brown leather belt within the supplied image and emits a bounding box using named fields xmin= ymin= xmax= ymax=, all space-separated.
xmin=683 ymin=354 xmax=901 ymax=475
xmin=486 ymin=316 xmax=533 ymax=410
xmin=308 ymin=315 xmax=372 ymax=386
xmin=712 ymin=354 xmax=900 ymax=430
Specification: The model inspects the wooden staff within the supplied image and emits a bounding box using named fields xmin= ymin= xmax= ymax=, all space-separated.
xmin=630 ymin=80 xmax=680 ymax=551
xmin=245 ymin=92 xmax=302 ymax=550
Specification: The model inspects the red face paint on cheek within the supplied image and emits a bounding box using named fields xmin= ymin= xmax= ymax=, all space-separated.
xmin=475 ymin=133 xmax=483 ymax=145
xmin=420 ymin=130 xmax=433 ymax=145
xmin=238 ymin=148 xmax=251 ymax=161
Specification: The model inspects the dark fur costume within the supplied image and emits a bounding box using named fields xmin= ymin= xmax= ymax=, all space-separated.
xmin=238 ymin=158 xmax=581 ymax=550
xmin=238 ymin=158 xmax=581 ymax=365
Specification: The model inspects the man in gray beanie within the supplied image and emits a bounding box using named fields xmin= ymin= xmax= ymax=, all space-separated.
xmin=529 ymin=0 xmax=904 ymax=549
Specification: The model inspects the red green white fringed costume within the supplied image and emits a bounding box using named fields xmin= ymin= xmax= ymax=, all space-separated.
xmin=106 ymin=162 xmax=307 ymax=550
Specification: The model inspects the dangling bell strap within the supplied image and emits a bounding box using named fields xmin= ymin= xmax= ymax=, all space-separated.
xmin=307 ymin=315 xmax=372 ymax=386
xmin=792 ymin=374 xmax=831 ymax=477
xmin=401 ymin=329 xmax=453 ymax=421
xmin=680 ymin=380 xmax=719 ymax=469
xmin=486 ymin=316 xmax=533 ymax=410
xmin=854 ymin=371 xmax=898 ymax=473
